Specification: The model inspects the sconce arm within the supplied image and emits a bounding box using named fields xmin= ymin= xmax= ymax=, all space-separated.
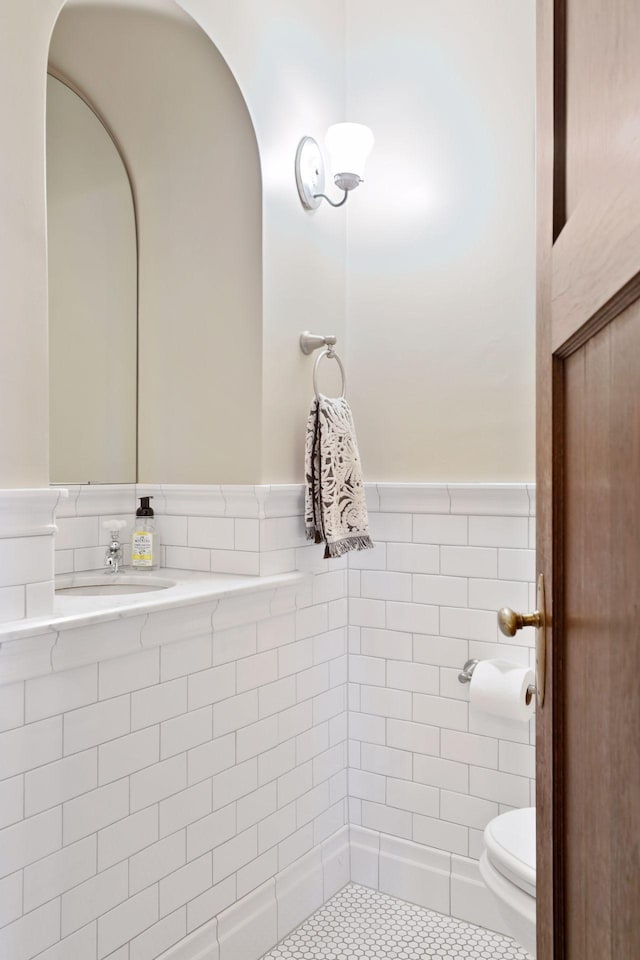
xmin=313 ymin=190 xmax=349 ymax=208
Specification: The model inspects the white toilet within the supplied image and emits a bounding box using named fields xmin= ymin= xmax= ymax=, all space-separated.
xmin=479 ymin=806 xmax=536 ymax=958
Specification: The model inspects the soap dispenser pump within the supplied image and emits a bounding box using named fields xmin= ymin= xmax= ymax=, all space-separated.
xmin=132 ymin=496 xmax=159 ymax=570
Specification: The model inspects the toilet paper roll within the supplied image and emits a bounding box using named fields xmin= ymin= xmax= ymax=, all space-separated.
xmin=469 ymin=659 xmax=534 ymax=722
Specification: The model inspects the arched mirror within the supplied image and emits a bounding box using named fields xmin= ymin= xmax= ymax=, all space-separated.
xmin=47 ymin=0 xmax=262 ymax=486
xmin=47 ymin=73 xmax=137 ymax=483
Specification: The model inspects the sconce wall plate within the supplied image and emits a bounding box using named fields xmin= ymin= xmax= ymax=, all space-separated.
xmin=295 ymin=136 xmax=325 ymax=210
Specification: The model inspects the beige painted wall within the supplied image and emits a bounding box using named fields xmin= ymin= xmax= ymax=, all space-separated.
xmin=0 ymin=0 xmax=62 ymax=487
xmin=345 ymin=0 xmax=536 ymax=481
xmin=0 ymin=0 xmax=534 ymax=490
xmin=180 ymin=0 xmax=348 ymax=482
xmin=0 ymin=0 xmax=346 ymax=487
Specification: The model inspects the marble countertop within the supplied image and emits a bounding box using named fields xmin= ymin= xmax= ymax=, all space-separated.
xmin=0 ymin=567 xmax=305 ymax=644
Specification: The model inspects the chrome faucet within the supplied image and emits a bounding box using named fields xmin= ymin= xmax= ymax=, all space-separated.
xmin=105 ymin=537 xmax=123 ymax=574
xmin=103 ymin=520 xmax=127 ymax=574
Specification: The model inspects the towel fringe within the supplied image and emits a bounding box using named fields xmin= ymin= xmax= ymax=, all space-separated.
xmin=324 ymin=535 xmax=374 ymax=559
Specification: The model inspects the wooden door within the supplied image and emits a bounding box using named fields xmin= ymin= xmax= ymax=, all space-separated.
xmin=536 ymin=1 xmax=640 ymax=958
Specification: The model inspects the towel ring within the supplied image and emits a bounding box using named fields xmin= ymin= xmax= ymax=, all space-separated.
xmin=313 ymin=348 xmax=346 ymax=400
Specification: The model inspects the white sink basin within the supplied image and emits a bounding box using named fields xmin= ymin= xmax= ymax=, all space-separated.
xmin=56 ymin=574 xmax=176 ymax=597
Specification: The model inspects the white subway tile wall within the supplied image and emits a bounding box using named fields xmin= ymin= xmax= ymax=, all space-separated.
xmin=348 ymin=484 xmax=536 ymax=864
xmin=0 ymin=490 xmax=65 ymax=623
xmin=53 ymin=484 xmax=306 ymax=577
xmin=52 ymin=484 xmax=137 ymax=578
xmin=0 ymin=483 xmax=535 ymax=959
xmin=0 ymin=497 xmax=349 ymax=960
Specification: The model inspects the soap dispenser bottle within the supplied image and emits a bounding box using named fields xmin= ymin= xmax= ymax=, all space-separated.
xmin=132 ymin=496 xmax=159 ymax=569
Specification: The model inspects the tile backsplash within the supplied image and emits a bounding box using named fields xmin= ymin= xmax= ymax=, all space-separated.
xmin=53 ymin=484 xmax=308 ymax=578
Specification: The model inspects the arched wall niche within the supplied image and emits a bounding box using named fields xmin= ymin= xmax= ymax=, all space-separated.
xmin=48 ymin=0 xmax=263 ymax=483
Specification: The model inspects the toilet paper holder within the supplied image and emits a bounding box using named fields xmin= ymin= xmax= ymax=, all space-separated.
xmin=457 ymin=659 xmax=479 ymax=684
xmin=457 ymin=658 xmax=536 ymax=705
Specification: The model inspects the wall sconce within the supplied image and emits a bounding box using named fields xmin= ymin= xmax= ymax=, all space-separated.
xmin=295 ymin=122 xmax=374 ymax=209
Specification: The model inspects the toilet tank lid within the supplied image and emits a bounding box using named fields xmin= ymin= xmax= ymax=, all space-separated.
xmin=484 ymin=806 xmax=536 ymax=894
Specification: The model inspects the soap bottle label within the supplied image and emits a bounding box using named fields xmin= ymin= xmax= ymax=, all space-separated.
xmin=132 ymin=531 xmax=154 ymax=567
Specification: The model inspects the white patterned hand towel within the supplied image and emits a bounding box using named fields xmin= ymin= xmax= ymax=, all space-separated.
xmin=305 ymin=395 xmax=373 ymax=559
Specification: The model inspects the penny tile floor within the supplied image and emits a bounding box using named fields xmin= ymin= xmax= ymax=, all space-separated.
xmin=262 ymin=884 xmax=531 ymax=959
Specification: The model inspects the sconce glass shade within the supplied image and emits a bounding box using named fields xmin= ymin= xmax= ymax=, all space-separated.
xmin=325 ymin=123 xmax=374 ymax=187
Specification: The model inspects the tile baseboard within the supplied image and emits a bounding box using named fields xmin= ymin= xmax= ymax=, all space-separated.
xmin=450 ymin=852 xmax=513 ymax=936
xmin=156 ymin=827 xmax=511 ymax=960
xmin=156 ymin=827 xmax=349 ymax=960
xmin=350 ymin=826 xmax=513 ymax=938
xmin=158 ymin=920 xmax=220 ymax=960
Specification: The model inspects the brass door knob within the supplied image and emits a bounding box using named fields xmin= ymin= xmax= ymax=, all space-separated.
xmin=498 ymin=576 xmax=547 ymax=709
xmin=498 ymin=607 xmax=543 ymax=637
